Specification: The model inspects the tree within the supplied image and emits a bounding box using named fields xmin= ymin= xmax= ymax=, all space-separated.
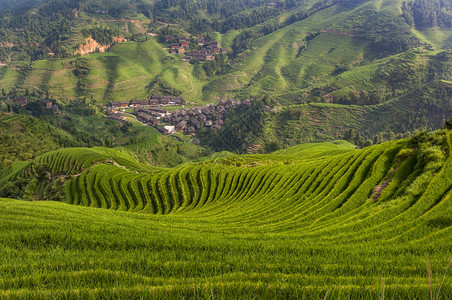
xmin=343 ymin=129 xmax=355 ymax=143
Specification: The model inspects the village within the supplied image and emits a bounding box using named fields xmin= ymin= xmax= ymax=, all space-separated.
xmin=108 ymin=95 xmax=253 ymax=136
xmin=164 ymin=35 xmax=228 ymax=62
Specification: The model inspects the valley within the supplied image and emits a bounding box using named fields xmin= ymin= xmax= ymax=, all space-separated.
xmin=0 ymin=0 xmax=451 ymax=298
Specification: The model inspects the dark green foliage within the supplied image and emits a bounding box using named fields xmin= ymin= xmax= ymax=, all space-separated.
xmin=332 ymin=51 xmax=451 ymax=105
xmin=0 ymin=0 xmax=47 ymax=11
xmin=199 ymin=98 xmax=270 ymax=152
xmin=231 ymin=30 xmax=264 ymax=55
xmin=72 ymin=58 xmax=90 ymax=96
xmin=402 ymin=0 xmax=452 ymax=29
xmin=346 ymin=10 xmax=420 ymax=55
xmin=0 ymin=0 xmax=77 ymax=61
xmin=0 ymin=114 xmax=79 ymax=169
xmin=155 ymin=0 xmax=292 ymax=34
xmin=81 ymin=27 xmax=119 ymax=45
xmin=202 ymin=54 xmax=226 ymax=76
xmin=215 ymin=7 xmax=281 ymax=33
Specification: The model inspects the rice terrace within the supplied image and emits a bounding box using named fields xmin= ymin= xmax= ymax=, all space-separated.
xmin=1 ymin=128 xmax=451 ymax=298
xmin=1 ymin=0 xmax=452 ymax=298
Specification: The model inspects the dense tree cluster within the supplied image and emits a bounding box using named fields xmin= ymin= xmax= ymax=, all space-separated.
xmin=231 ymin=31 xmax=264 ymax=55
xmin=0 ymin=114 xmax=78 ymax=170
xmin=154 ymin=0 xmax=305 ymax=34
xmin=199 ymin=97 xmax=274 ymax=153
xmin=402 ymin=0 xmax=452 ymax=29
xmin=344 ymin=9 xmax=421 ymax=55
xmin=214 ymin=8 xmax=281 ymax=33
xmin=81 ymin=27 xmax=118 ymax=45
xmin=0 ymin=0 xmax=77 ymax=61
xmin=202 ymin=54 xmax=227 ymax=76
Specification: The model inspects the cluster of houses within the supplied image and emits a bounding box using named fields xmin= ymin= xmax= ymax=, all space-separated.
xmin=164 ymin=35 xmax=227 ymax=61
xmin=130 ymin=98 xmax=252 ymax=136
xmin=107 ymin=95 xmax=258 ymax=137
xmin=166 ymin=35 xmax=191 ymax=54
xmin=182 ymin=41 xmax=228 ymax=62
xmin=134 ymin=107 xmax=169 ymax=126
xmin=110 ymin=95 xmax=185 ymax=109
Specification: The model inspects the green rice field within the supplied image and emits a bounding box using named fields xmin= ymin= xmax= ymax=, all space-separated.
xmin=1 ymin=129 xmax=451 ymax=298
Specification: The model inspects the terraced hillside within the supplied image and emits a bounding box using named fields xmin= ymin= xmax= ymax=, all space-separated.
xmin=2 ymin=0 xmax=451 ymax=104
xmin=1 ymin=130 xmax=451 ymax=298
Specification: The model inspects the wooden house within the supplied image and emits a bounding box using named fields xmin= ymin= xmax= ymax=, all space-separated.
xmin=176 ymin=120 xmax=187 ymax=131
xmin=149 ymin=99 xmax=159 ymax=105
xmin=187 ymin=126 xmax=196 ymax=135
xmin=112 ymin=101 xmax=129 ymax=108
xmin=42 ymin=99 xmax=52 ymax=108
xmin=13 ymin=97 xmax=28 ymax=106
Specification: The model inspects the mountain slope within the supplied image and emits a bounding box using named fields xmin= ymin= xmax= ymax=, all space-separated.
xmin=1 ymin=0 xmax=450 ymax=102
xmin=0 ymin=129 xmax=451 ymax=298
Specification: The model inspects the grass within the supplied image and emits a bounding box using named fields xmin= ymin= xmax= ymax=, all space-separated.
xmin=1 ymin=130 xmax=452 ymax=298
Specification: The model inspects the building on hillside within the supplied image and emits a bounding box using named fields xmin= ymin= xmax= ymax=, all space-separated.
xmin=165 ymin=126 xmax=175 ymax=134
xmin=110 ymin=113 xmax=126 ymax=121
xmin=209 ymin=41 xmax=219 ymax=48
xmin=187 ymin=126 xmax=196 ymax=135
xmin=42 ymin=99 xmax=52 ymax=108
xmin=159 ymin=99 xmax=170 ymax=106
xmin=158 ymin=127 xmax=169 ymax=134
xmin=176 ymin=120 xmax=187 ymax=131
xmin=137 ymin=113 xmax=159 ymax=125
xmin=149 ymin=99 xmax=159 ymax=105
xmin=131 ymin=100 xmax=148 ymax=107
xmin=111 ymin=101 xmax=129 ymax=108
xmin=177 ymin=47 xmax=185 ymax=54
xmin=13 ymin=97 xmax=28 ymax=106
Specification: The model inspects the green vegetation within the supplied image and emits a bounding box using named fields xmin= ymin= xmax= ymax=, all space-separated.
xmin=1 ymin=0 xmax=450 ymax=105
xmin=0 ymin=129 xmax=451 ymax=298
xmin=0 ymin=0 xmax=451 ymax=296
xmin=124 ymin=135 xmax=211 ymax=167
xmin=0 ymin=98 xmax=211 ymax=169
xmin=0 ymin=113 xmax=79 ymax=169
xmin=0 ymin=0 xmax=450 ymax=158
